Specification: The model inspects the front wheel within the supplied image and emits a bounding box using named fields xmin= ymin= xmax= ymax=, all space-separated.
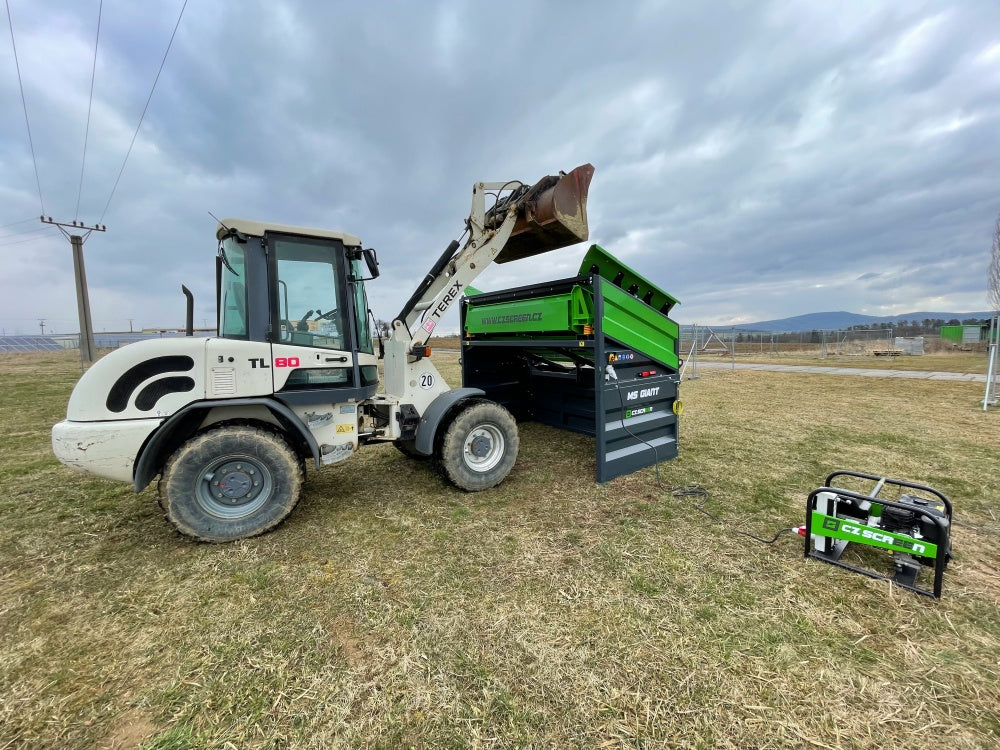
xmin=159 ymin=426 xmax=303 ymax=542
xmin=437 ymin=400 xmax=519 ymax=491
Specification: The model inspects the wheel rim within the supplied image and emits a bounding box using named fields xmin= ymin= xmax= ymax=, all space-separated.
xmin=462 ymin=423 xmax=505 ymax=472
xmin=195 ymin=454 xmax=274 ymax=519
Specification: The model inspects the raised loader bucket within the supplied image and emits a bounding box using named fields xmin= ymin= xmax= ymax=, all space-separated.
xmin=495 ymin=163 xmax=595 ymax=263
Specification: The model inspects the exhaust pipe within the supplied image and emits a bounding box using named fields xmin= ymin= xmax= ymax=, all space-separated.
xmin=495 ymin=163 xmax=595 ymax=264
xmin=182 ymin=285 xmax=194 ymax=336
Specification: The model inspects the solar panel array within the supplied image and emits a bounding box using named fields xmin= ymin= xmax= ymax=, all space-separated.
xmin=0 ymin=331 xmax=198 ymax=354
xmin=0 ymin=336 xmax=66 ymax=353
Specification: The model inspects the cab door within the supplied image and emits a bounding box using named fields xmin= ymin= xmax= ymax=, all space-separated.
xmin=267 ymin=233 xmax=357 ymax=402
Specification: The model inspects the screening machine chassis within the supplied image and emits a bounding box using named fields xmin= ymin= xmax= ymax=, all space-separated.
xmin=461 ymin=245 xmax=682 ymax=482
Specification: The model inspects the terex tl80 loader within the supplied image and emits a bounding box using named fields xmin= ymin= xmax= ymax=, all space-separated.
xmin=52 ymin=165 xmax=595 ymax=541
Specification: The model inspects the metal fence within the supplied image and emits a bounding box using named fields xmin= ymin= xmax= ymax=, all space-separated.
xmin=985 ymin=315 xmax=999 ymax=411
xmin=678 ymin=326 xmax=898 ymax=358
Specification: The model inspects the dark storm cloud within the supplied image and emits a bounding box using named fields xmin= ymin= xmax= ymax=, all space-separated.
xmin=1 ymin=0 xmax=998 ymax=334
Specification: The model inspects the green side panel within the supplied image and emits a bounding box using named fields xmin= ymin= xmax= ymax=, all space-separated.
xmin=465 ymin=285 xmax=484 ymax=296
xmin=939 ymin=325 xmax=962 ymax=343
xmin=600 ymin=282 xmax=679 ymax=371
xmin=464 ymin=286 xmax=594 ymax=335
xmin=810 ymin=511 xmax=937 ymax=558
xmin=580 ymin=244 xmax=681 ymax=313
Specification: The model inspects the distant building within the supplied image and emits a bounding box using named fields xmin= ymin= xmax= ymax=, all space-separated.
xmin=940 ymin=325 xmax=987 ymax=344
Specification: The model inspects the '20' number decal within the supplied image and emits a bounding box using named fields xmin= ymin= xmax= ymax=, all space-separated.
xmin=274 ymin=357 xmax=300 ymax=368
xmin=419 ymin=373 xmax=435 ymax=390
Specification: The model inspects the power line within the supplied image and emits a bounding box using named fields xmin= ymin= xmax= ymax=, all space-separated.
xmin=0 ymin=232 xmax=59 ymax=249
xmin=0 ymin=217 xmax=39 ymax=229
xmin=0 ymin=224 xmax=55 ymax=238
xmin=5 ymin=0 xmax=45 ymax=215
xmin=75 ymin=0 xmax=103 ymax=221
xmin=99 ymin=0 xmax=188 ymax=223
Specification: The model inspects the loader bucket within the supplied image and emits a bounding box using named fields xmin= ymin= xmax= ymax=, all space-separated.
xmin=495 ymin=163 xmax=595 ymax=263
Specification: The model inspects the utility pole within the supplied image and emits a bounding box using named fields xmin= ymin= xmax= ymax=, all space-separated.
xmin=38 ymin=318 xmax=45 ymax=335
xmin=41 ymin=217 xmax=106 ymax=367
xmin=128 ymin=318 xmax=134 ymax=333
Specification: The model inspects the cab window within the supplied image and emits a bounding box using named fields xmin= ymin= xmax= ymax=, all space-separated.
xmin=219 ymin=239 xmax=248 ymax=339
xmin=351 ymin=259 xmax=374 ymax=355
xmin=273 ymin=237 xmax=348 ymax=350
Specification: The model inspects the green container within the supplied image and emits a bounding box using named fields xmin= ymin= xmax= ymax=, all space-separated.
xmin=462 ymin=244 xmax=680 ymax=371
xmin=940 ymin=325 xmax=963 ymax=344
xmin=464 ymin=285 xmax=593 ymax=336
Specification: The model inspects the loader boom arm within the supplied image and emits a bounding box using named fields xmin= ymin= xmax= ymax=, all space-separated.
xmin=392 ymin=164 xmax=594 ymax=352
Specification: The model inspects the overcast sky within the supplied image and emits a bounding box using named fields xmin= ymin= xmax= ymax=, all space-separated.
xmin=2 ymin=0 xmax=998 ymax=335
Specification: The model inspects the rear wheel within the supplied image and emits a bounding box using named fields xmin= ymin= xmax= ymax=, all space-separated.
xmin=436 ymin=400 xmax=519 ymax=491
xmin=159 ymin=426 xmax=302 ymax=542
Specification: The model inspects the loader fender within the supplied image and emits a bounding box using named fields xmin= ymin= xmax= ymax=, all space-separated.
xmin=414 ymin=388 xmax=486 ymax=456
xmin=133 ymin=397 xmax=321 ymax=492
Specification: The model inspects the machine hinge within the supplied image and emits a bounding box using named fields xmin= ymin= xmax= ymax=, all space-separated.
xmin=398 ymin=404 xmax=420 ymax=441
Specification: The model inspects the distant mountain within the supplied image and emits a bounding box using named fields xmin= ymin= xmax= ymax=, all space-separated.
xmin=731 ymin=310 xmax=994 ymax=332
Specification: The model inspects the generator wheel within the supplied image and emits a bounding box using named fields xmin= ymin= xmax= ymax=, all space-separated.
xmin=159 ymin=425 xmax=303 ymax=542
xmin=436 ymin=400 xmax=519 ymax=491
xmin=393 ymin=439 xmax=430 ymax=460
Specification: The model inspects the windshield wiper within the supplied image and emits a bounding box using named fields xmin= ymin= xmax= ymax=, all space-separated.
xmin=218 ymin=245 xmax=240 ymax=277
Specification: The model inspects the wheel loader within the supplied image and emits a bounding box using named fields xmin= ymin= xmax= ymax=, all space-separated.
xmin=52 ymin=164 xmax=595 ymax=541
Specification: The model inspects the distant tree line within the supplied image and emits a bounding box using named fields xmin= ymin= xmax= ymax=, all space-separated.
xmin=731 ymin=330 xmax=886 ymax=344
xmin=847 ymin=318 xmax=991 ymax=336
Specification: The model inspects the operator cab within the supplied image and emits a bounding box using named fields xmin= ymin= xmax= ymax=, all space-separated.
xmin=215 ymin=218 xmax=380 ymax=396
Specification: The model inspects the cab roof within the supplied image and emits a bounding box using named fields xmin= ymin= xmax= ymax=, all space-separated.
xmin=217 ymin=218 xmax=361 ymax=247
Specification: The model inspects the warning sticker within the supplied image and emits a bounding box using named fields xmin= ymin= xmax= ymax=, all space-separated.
xmin=336 ymin=424 xmax=355 ymax=433
xmin=422 ymin=319 xmax=436 ymax=333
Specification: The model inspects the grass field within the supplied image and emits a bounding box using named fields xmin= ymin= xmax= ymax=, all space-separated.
xmin=2 ymin=351 xmax=998 ymax=749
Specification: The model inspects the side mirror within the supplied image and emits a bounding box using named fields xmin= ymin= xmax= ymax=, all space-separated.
xmin=363 ymin=247 xmax=380 ymax=279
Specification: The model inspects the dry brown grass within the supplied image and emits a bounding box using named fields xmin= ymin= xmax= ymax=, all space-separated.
xmin=1 ymin=350 xmax=998 ymax=749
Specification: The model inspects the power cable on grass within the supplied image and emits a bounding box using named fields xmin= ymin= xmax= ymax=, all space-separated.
xmin=609 ymin=372 xmax=796 ymax=547
xmin=669 ymin=484 xmax=798 ymax=545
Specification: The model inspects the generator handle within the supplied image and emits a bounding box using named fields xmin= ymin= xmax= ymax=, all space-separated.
xmin=824 ymin=470 xmax=952 ymax=519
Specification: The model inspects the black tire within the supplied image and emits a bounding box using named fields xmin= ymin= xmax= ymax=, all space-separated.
xmin=436 ymin=400 xmax=519 ymax=491
xmin=159 ymin=425 xmax=303 ymax=542
xmin=393 ymin=439 xmax=430 ymax=460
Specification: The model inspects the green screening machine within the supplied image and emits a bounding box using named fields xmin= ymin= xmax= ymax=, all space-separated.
xmin=460 ymin=244 xmax=681 ymax=482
